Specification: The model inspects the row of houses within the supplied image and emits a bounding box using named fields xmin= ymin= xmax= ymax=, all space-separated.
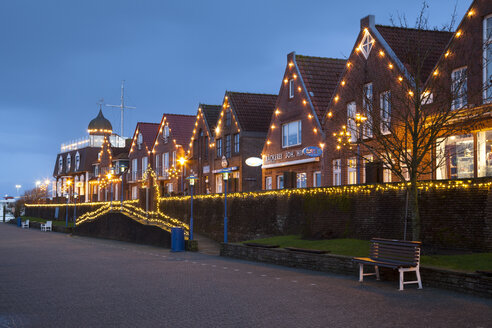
xmin=53 ymin=0 xmax=492 ymax=202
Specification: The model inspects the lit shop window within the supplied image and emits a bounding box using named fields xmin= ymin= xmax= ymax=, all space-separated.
xmin=265 ymin=176 xmax=272 ymax=190
xmin=477 ymin=130 xmax=492 ymax=177
xmin=347 ymin=157 xmax=357 ymax=185
xmin=296 ymin=172 xmax=307 ymax=188
xmin=436 ymin=134 xmax=474 ymax=179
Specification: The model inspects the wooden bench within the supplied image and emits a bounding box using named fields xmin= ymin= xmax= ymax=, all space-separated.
xmin=353 ymin=238 xmax=422 ymax=291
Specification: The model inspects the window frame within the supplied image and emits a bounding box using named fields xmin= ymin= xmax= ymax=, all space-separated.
xmin=484 ymin=14 xmax=492 ymax=103
xmin=276 ymin=175 xmax=284 ymax=189
xmin=347 ymin=101 xmax=357 ymax=143
xmin=451 ymin=66 xmax=468 ymax=110
xmin=234 ymin=133 xmax=240 ymax=153
xmin=313 ymin=171 xmax=321 ymax=187
xmin=265 ymin=176 xmax=272 ymax=190
xmin=225 ymin=134 xmax=231 ymax=158
xmin=282 ymin=120 xmax=302 ymax=148
xmin=379 ymin=91 xmax=391 ymax=135
xmin=289 ymin=79 xmax=294 ymax=99
xmin=363 ymin=82 xmax=373 ymax=138
xmin=333 ymin=159 xmax=341 ymax=186
xmin=216 ymin=138 xmax=222 ymax=157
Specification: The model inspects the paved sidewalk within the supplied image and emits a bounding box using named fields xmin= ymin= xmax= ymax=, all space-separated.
xmin=194 ymin=233 xmax=221 ymax=255
xmin=1 ymin=223 xmax=491 ymax=328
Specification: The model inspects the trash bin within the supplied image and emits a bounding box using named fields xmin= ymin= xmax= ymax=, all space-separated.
xmin=17 ymin=217 xmax=22 ymax=227
xmin=171 ymin=228 xmax=185 ymax=252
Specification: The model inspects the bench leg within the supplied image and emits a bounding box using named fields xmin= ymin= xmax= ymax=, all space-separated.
xmin=359 ymin=264 xmax=364 ymax=282
xmin=399 ymin=269 xmax=404 ymax=291
xmin=375 ymin=265 xmax=380 ymax=280
xmin=416 ymin=267 xmax=422 ymax=289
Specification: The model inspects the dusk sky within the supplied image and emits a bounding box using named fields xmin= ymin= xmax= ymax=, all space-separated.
xmin=0 ymin=0 xmax=469 ymax=197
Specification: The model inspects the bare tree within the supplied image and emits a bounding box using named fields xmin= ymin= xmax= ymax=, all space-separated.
xmin=331 ymin=2 xmax=491 ymax=240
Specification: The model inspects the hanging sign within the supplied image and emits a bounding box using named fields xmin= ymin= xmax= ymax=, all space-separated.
xmin=302 ymin=146 xmax=322 ymax=157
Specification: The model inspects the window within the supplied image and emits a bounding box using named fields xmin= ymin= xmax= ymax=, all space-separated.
xmin=289 ymin=79 xmax=294 ymax=98
xmin=155 ymin=155 xmax=160 ymax=174
xmin=363 ymin=83 xmax=373 ymax=138
xmin=296 ymin=173 xmax=307 ymax=188
xmin=226 ymin=110 xmax=231 ymax=126
xmin=360 ymin=29 xmax=374 ymax=59
xmin=67 ymin=154 xmax=71 ymax=171
xmin=95 ymin=165 xmax=99 ymax=177
xmin=347 ymin=157 xmax=357 ymax=185
xmin=163 ymin=124 xmax=170 ymax=139
xmin=451 ymin=67 xmax=467 ymax=110
xmin=216 ymin=174 xmax=223 ymax=193
xmin=400 ymin=155 xmax=410 ymax=181
xmin=75 ymin=152 xmax=80 ymax=170
xmin=436 ymin=134 xmax=474 ymax=179
xmin=383 ymin=155 xmax=392 ymax=183
xmin=131 ymin=186 xmax=138 ymax=200
xmin=478 ymin=130 xmax=492 ymax=177
xmin=167 ymin=183 xmax=173 ymax=193
xmin=484 ymin=15 xmax=492 ymax=103
xmin=362 ymin=155 xmax=373 ymax=183
xmin=163 ymin=153 xmax=169 ymax=176
xmin=282 ymin=120 xmax=302 ymax=147
xmin=234 ymin=134 xmax=239 ymax=153
xmin=380 ymin=91 xmax=391 ymax=134
xmin=142 ymin=156 xmax=148 ymax=174
xmin=313 ymin=172 xmax=321 ymax=187
xmin=347 ymin=102 xmax=357 ymax=143
xmin=132 ymin=158 xmax=138 ymax=180
xmin=226 ymin=134 xmax=231 ymax=158
xmin=216 ymin=138 xmax=222 ymax=157
xmin=58 ymin=156 xmax=63 ymax=173
xmin=333 ymin=159 xmax=341 ymax=186
xmin=137 ymin=133 xmax=143 ymax=149
xmin=172 ymin=151 xmax=176 ymax=167
xmin=265 ymin=176 xmax=272 ymax=190
xmin=277 ymin=175 xmax=284 ymax=189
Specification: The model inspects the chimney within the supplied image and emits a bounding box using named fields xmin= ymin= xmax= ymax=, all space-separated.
xmin=360 ymin=15 xmax=375 ymax=30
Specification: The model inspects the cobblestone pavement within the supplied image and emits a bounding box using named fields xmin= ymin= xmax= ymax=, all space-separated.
xmin=1 ymin=224 xmax=491 ymax=328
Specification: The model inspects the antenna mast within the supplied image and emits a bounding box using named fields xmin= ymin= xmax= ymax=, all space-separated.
xmin=106 ymin=80 xmax=136 ymax=137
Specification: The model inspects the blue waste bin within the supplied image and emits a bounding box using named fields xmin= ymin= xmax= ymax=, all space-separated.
xmin=171 ymin=228 xmax=185 ymax=252
xmin=17 ymin=217 xmax=22 ymax=227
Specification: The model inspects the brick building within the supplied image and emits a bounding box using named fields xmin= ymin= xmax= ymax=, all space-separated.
xmin=262 ymin=52 xmax=345 ymax=189
xmin=128 ymin=122 xmax=160 ymax=199
xmin=151 ymin=113 xmax=195 ymax=195
xmin=212 ymin=91 xmax=277 ymax=193
xmin=187 ymin=104 xmax=221 ymax=194
xmin=322 ymin=15 xmax=453 ymax=186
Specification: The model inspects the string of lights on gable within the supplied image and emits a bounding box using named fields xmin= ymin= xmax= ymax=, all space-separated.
xmin=265 ymin=59 xmax=325 ymax=151
xmin=187 ymin=106 xmax=215 ymax=156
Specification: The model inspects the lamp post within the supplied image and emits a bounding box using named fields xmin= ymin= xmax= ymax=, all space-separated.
xmin=219 ymin=169 xmax=231 ymax=243
xmin=65 ymin=179 xmax=72 ymax=227
xmin=185 ymin=175 xmax=198 ymax=240
xmin=106 ymin=172 xmax=113 ymax=209
xmin=178 ymin=157 xmax=187 ymax=194
xmin=120 ymin=166 xmax=128 ymax=209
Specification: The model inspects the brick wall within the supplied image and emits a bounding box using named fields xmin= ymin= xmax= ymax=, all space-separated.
xmin=160 ymin=182 xmax=492 ymax=251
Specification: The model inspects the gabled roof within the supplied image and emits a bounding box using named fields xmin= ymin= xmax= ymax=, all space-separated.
xmin=375 ymin=25 xmax=453 ymax=82
xmin=161 ymin=113 xmax=195 ymax=147
xmin=131 ymin=122 xmax=160 ymax=152
xmin=295 ymin=55 xmax=346 ymax=122
xmin=200 ymin=104 xmax=221 ymax=133
xmin=226 ymin=91 xmax=277 ymax=133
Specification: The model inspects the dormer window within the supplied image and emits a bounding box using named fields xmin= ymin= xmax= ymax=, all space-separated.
xmin=289 ymin=79 xmax=294 ymax=98
xmin=75 ymin=152 xmax=80 ymax=170
xmin=137 ymin=132 xmax=143 ymax=150
xmin=360 ymin=29 xmax=375 ymax=59
xmin=163 ymin=124 xmax=170 ymax=141
xmin=67 ymin=154 xmax=71 ymax=171
xmin=58 ymin=156 xmax=63 ymax=173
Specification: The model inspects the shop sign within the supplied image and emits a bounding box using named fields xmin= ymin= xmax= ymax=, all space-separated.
xmin=303 ymin=146 xmax=322 ymax=157
xmin=221 ymin=156 xmax=228 ymax=168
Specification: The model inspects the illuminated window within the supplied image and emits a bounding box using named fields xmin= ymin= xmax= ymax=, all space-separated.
xmin=296 ymin=172 xmax=307 ymax=188
xmin=333 ymin=159 xmax=341 ymax=186
xmin=265 ymin=176 xmax=272 ymax=190
xmin=347 ymin=157 xmax=357 ymax=185
xmin=360 ymin=30 xmax=375 ymax=59
xmin=380 ymin=91 xmax=391 ymax=134
xmin=484 ymin=15 xmax=492 ymax=103
xmin=347 ymin=102 xmax=357 ymax=143
xmin=451 ymin=67 xmax=467 ymax=110
xmin=282 ymin=120 xmax=302 ymax=148
xmin=277 ymin=175 xmax=284 ymax=189
xmin=289 ymin=79 xmax=294 ymax=98
xmin=436 ymin=135 xmax=474 ymax=179
xmin=216 ymin=174 xmax=223 ymax=193
xmin=363 ymin=83 xmax=373 ymax=138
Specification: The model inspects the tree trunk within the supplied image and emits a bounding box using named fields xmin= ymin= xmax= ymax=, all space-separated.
xmin=409 ymin=178 xmax=420 ymax=241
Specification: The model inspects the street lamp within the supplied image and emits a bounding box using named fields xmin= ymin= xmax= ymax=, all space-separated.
xmin=65 ymin=179 xmax=72 ymax=227
xmin=178 ymin=157 xmax=187 ymax=194
xmin=218 ymin=168 xmax=232 ymax=243
xmin=106 ymin=172 xmax=113 ymax=208
xmin=185 ymin=175 xmax=199 ymax=241
xmin=120 ymin=166 xmax=128 ymax=208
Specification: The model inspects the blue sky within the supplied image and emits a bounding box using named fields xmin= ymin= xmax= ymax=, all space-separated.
xmin=0 ymin=0 xmax=469 ymax=197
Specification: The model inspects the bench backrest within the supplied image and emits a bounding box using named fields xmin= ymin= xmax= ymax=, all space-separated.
xmin=46 ymin=221 xmax=52 ymax=227
xmin=369 ymin=238 xmax=421 ymax=266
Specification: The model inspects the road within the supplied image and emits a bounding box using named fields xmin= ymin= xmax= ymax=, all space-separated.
xmin=1 ymin=223 xmax=491 ymax=328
